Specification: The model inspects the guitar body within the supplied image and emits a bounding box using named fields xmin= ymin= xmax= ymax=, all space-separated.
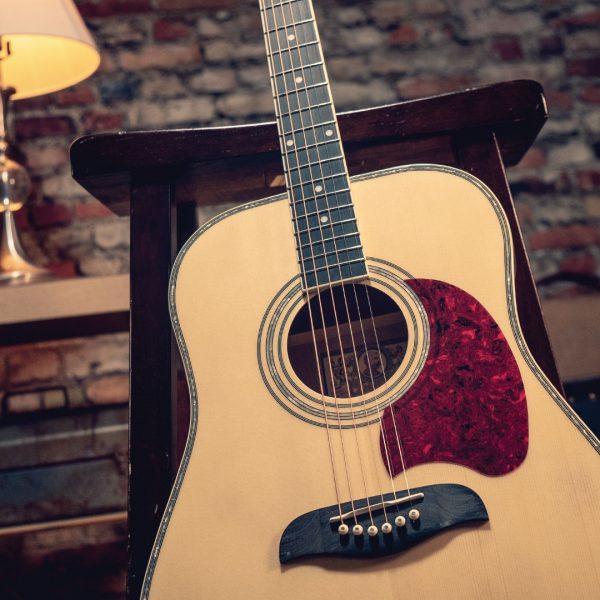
xmin=143 ymin=165 xmax=600 ymax=600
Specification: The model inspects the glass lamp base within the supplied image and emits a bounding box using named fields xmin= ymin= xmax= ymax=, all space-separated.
xmin=0 ymin=209 xmax=54 ymax=286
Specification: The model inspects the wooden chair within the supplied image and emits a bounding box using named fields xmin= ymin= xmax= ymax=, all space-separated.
xmin=70 ymin=79 xmax=560 ymax=600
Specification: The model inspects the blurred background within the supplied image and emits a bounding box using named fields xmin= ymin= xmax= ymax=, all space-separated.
xmin=0 ymin=0 xmax=599 ymax=598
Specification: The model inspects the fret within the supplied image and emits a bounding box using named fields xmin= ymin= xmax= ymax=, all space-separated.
xmin=278 ymin=60 xmax=323 ymax=76
xmin=294 ymin=202 xmax=353 ymax=221
xmin=270 ymin=43 xmax=321 ymax=74
xmin=303 ymin=257 xmax=367 ymax=277
xmin=266 ymin=17 xmax=314 ymax=33
xmin=295 ymin=204 xmax=355 ymax=232
xmin=287 ymin=152 xmax=344 ymax=171
xmin=296 ymin=216 xmax=357 ymax=236
xmin=291 ymin=172 xmax=348 ymax=192
xmin=301 ymin=243 xmax=363 ymax=263
xmin=277 ymin=85 xmax=330 ymax=115
xmin=280 ymin=133 xmax=339 ymax=152
xmin=298 ymin=221 xmax=359 ymax=249
xmin=269 ymin=40 xmax=319 ymax=55
xmin=292 ymin=192 xmax=351 ymax=216
xmin=286 ymin=100 xmax=331 ymax=116
xmin=285 ymin=119 xmax=335 ymax=135
xmin=288 ymin=160 xmax=345 ymax=187
xmin=274 ymin=64 xmax=326 ymax=92
xmin=279 ymin=105 xmax=335 ymax=137
xmin=299 ymin=233 xmax=362 ymax=258
xmin=263 ymin=1 xmax=311 ymax=34
xmin=277 ymin=81 xmax=328 ymax=97
xmin=268 ymin=22 xmax=316 ymax=49
xmin=301 ymin=247 xmax=364 ymax=274
xmin=299 ymin=233 xmax=360 ymax=252
xmin=305 ymin=261 xmax=368 ymax=289
xmin=264 ymin=0 xmax=302 ymax=8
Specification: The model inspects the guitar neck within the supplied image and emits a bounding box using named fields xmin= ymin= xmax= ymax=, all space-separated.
xmin=259 ymin=0 xmax=367 ymax=290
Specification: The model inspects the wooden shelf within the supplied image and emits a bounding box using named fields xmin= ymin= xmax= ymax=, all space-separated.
xmin=0 ymin=275 xmax=129 ymax=345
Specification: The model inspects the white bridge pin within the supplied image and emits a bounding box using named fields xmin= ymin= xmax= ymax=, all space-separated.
xmin=338 ymin=523 xmax=349 ymax=536
xmin=409 ymin=509 xmax=421 ymax=522
xmin=381 ymin=522 xmax=393 ymax=534
xmin=395 ymin=515 xmax=406 ymax=527
xmin=352 ymin=524 xmax=364 ymax=536
xmin=367 ymin=525 xmax=378 ymax=537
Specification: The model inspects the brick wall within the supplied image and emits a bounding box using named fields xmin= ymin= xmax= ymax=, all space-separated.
xmin=9 ymin=0 xmax=599 ymax=291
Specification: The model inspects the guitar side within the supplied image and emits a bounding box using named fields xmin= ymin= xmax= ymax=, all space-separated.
xmin=143 ymin=165 xmax=600 ymax=600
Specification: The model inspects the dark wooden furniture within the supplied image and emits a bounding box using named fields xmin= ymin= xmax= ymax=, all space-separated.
xmin=70 ymin=79 xmax=560 ymax=600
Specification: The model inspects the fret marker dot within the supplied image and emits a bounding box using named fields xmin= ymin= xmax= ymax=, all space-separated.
xmin=286 ymin=139 xmax=294 ymax=147
xmin=288 ymin=34 xmax=295 ymax=41
xmin=325 ymin=129 xmax=334 ymax=137
xmin=320 ymin=215 xmax=329 ymax=223
xmin=295 ymin=76 xmax=303 ymax=83
xmin=315 ymin=185 xmax=323 ymax=193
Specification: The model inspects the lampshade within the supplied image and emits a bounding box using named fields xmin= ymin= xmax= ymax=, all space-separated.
xmin=0 ymin=0 xmax=100 ymax=100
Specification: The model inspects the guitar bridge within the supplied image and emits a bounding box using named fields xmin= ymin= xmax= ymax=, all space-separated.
xmin=279 ymin=483 xmax=488 ymax=564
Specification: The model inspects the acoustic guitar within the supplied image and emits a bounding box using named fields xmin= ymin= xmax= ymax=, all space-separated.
xmin=141 ymin=1 xmax=600 ymax=598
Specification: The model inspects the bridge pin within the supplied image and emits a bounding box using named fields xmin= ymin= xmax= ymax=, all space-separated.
xmin=381 ymin=522 xmax=392 ymax=534
xmin=352 ymin=524 xmax=364 ymax=536
xmin=338 ymin=523 xmax=349 ymax=536
xmin=395 ymin=515 xmax=406 ymax=527
xmin=409 ymin=509 xmax=421 ymax=522
xmin=367 ymin=525 xmax=378 ymax=537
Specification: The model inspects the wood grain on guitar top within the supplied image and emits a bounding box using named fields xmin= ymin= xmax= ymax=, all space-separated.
xmin=142 ymin=166 xmax=600 ymax=600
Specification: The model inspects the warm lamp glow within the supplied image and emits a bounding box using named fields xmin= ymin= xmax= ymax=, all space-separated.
xmin=0 ymin=0 xmax=100 ymax=99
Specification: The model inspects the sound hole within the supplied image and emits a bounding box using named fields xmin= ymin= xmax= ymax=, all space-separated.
xmin=287 ymin=284 xmax=408 ymax=398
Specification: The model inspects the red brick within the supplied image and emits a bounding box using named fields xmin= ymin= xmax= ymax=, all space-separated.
xmin=47 ymin=259 xmax=77 ymax=278
xmin=75 ymin=202 xmax=114 ymax=220
xmin=566 ymin=57 xmax=600 ymax=77
xmin=491 ymin=37 xmax=524 ymax=61
xmin=388 ymin=24 xmax=420 ymax=46
xmin=559 ymin=253 xmax=597 ymax=275
xmin=15 ymin=116 xmax=76 ymax=140
xmin=545 ymin=90 xmax=574 ymax=112
xmin=538 ymin=35 xmax=564 ymax=56
xmin=119 ymin=44 xmax=201 ymax=70
xmin=581 ymin=86 xmax=600 ymax=104
xmin=54 ymin=84 xmax=96 ymax=107
xmin=396 ymin=75 xmax=472 ymax=100
xmin=82 ymin=111 xmax=123 ymax=133
xmin=12 ymin=209 xmax=31 ymax=231
xmin=77 ymin=0 xmax=151 ymax=18
xmin=555 ymin=9 xmax=600 ymax=30
xmin=515 ymin=147 xmax=546 ymax=170
xmin=31 ymin=204 xmax=73 ymax=228
xmin=576 ymin=170 xmax=600 ymax=192
xmin=529 ymin=225 xmax=600 ymax=250
xmin=153 ymin=19 xmax=192 ymax=41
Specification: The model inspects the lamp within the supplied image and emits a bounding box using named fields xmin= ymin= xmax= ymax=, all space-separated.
xmin=0 ymin=0 xmax=100 ymax=284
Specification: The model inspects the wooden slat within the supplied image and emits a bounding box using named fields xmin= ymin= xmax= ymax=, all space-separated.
xmin=71 ymin=81 xmax=546 ymax=215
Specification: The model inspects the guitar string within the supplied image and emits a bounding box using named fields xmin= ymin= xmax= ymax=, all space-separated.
xmin=297 ymin=0 xmax=405 ymax=511
xmin=362 ymin=284 xmax=413 ymax=498
xmin=280 ymin=0 xmax=393 ymax=525
xmin=268 ymin=0 xmax=375 ymax=526
xmin=289 ymin=0 xmax=414 ymax=507
xmin=260 ymin=0 xmax=354 ymax=524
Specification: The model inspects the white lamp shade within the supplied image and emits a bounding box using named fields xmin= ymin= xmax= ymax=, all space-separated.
xmin=0 ymin=0 xmax=100 ymax=100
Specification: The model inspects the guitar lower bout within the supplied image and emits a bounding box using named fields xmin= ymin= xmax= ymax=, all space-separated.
xmin=143 ymin=164 xmax=600 ymax=600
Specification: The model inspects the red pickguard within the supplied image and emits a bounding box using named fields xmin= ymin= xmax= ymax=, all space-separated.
xmin=381 ymin=279 xmax=528 ymax=477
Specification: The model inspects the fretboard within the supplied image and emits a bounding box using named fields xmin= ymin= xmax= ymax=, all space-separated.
xmin=259 ymin=0 xmax=367 ymax=290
